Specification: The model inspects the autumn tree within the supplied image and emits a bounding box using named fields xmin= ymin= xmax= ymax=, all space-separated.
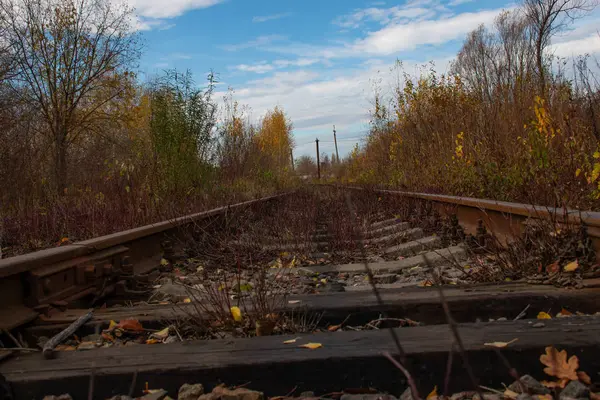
xmin=255 ymin=107 xmax=294 ymax=173
xmin=296 ymin=155 xmax=316 ymax=176
xmin=0 ymin=0 xmax=142 ymax=191
xmin=523 ymin=0 xmax=598 ymax=92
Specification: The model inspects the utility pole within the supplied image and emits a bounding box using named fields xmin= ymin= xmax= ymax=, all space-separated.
xmin=315 ymin=138 xmax=321 ymax=180
xmin=290 ymin=149 xmax=294 ymax=171
xmin=333 ymin=125 xmax=340 ymax=164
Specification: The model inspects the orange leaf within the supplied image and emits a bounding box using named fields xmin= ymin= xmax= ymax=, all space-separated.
xmin=534 ymin=395 xmax=553 ymax=400
xmin=578 ymin=371 xmax=591 ymax=385
xmin=541 ymin=379 xmax=569 ymax=389
xmin=546 ymin=261 xmax=559 ymax=274
xmin=116 ymin=319 xmax=144 ymax=332
xmin=427 ymin=386 xmax=438 ymax=400
xmin=558 ymin=308 xmax=573 ymax=317
xmin=328 ymin=324 xmax=342 ymax=332
xmin=146 ymin=338 xmax=160 ymax=344
xmin=563 ymin=260 xmax=579 ymax=272
xmin=540 ymin=346 xmax=579 ymax=380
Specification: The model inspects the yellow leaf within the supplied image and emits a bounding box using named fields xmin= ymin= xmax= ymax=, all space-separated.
xmin=150 ymin=327 xmax=170 ymax=340
xmin=146 ymin=338 xmax=160 ymax=344
xmin=230 ymin=306 xmax=242 ymax=322
xmin=320 ymin=278 xmax=327 ymax=284
xmin=576 ymin=168 xmax=582 ymax=177
xmin=484 ymin=338 xmax=518 ymax=348
xmin=160 ymin=258 xmax=169 ymax=266
xmin=283 ymin=337 xmax=300 ymax=344
xmin=427 ymin=386 xmax=438 ymax=400
xmin=540 ymin=346 xmax=579 ymax=380
xmin=564 ymin=260 xmax=579 ymax=272
xmin=108 ymin=320 xmax=118 ymax=330
xmin=537 ymin=312 xmax=552 ymax=320
xmin=183 ymin=298 xmax=192 ymax=303
xmin=534 ymin=395 xmax=553 ymax=400
xmin=504 ymin=389 xmax=519 ymax=399
xmin=299 ymin=342 xmax=322 ymax=350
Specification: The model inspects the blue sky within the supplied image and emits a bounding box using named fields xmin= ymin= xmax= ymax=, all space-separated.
xmin=129 ymin=0 xmax=600 ymax=158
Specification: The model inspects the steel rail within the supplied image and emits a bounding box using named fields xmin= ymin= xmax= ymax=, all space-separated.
xmin=0 ymin=192 xmax=290 ymax=278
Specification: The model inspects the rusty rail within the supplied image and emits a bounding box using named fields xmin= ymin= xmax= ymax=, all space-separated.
xmin=337 ymin=185 xmax=600 ymax=255
xmin=0 ymin=192 xmax=290 ymax=330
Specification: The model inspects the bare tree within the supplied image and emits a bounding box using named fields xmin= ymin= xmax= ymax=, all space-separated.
xmin=523 ymin=0 xmax=599 ymax=92
xmin=0 ymin=0 xmax=142 ymax=191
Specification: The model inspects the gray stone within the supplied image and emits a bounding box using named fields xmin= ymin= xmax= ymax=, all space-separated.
xmin=141 ymin=389 xmax=169 ymax=400
xmin=559 ymin=380 xmax=589 ymax=400
xmin=508 ymin=375 xmax=550 ymax=395
xmin=516 ymin=394 xmax=533 ymax=400
xmin=373 ymin=274 xmax=398 ymax=284
xmin=317 ymin=282 xmax=345 ymax=292
xmin=341 ymin=395 xmax=397 ymax=400
xmin=178 ymin=383 xmax=204 ymax=400
xmin=42 ymin=395 xmax=73 ymax=400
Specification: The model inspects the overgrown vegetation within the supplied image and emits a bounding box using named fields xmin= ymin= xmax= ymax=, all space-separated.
xmin=0 ymin=0 xmax=296 ymax=257
xmin=338 ymin=0 xmax=600 ymax=210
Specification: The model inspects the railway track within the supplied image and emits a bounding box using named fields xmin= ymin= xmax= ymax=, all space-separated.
xmin=1 ymin=186 xmax=600 ymax=399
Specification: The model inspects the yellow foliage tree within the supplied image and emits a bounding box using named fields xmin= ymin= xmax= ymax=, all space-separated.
xmin=255 ymin=107 xmax=294 ymax=173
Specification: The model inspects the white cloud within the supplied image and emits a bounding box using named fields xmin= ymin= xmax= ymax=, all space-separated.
xmin=552 ymin=34 xmax=600 ymax=57
xmin=333 ymin=1 xmax=445 ymax=29
xmin=222 ymin=35 xmax=288 ymax=51
xmin=252 ymin=12 xmax=293 ymax=23
xmin=354 ymin=8 xmax=504 ymax=55
xmin=448 ymin=0 xmax=475 ymax=6
xmin=235 ymin=63 xmax=275 ymax=74
xmin=115 ymin=0 xmax=224 ymax=31
xmin=129 ymin=0 xmax=224 ymax=19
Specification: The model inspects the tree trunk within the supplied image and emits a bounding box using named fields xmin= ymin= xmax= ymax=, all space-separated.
xmin=54 ymin=127 xmax=68 ymax=194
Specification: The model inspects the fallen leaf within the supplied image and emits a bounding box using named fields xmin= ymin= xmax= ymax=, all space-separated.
xmin=540 ymin=346 xmax=579 ymax=380
xmin=564 ymin=260 xmax=579 ymax=272
xmin=534 ymin=395 xmax=553 ymax=400
xmin=541 ymin=379 xmax=569 ymax=389
xmin=288 ymin=300 xmax=301 ymax=304
xmin=115 ymin=319 xmax=144 ymax=332
xmin=150 ymin=327 xmax=170 ymax=340
xmin=328 ymin=324 xmax=342 ymax=332
xmin=504 ymin=389 xmax=519 ymax=399
xmin=55 ymin=344 xmax=76 ymax=351
xmin=557 ymin=308 xmax=573 ymax=317
xmin=299 ymin=342 xmax=322 ymax=350
xmin=231 ymin=306 xmax=243 ymax=322
xmin=108 ymin=320 xmax=118 ymax=330
xmin=101 ymin=333 xmax=115 ymax=342
xmin=427 ymin=386 xmax=438 ymax=400
xmin=537 ymin=312 xmax=552 ymax=320
xmin=196 ymin=265 xmax=204 ymax=273
xmin=484 ymin=338 xmax=518 ymax=348
xmin=145 ymin=338 xmax=160 ymax=344
xmin=546 ymin=261 xmax=559 ymax=274
xmin=283 ymin=337 xmax=300 ymax=344
xmin=160 ymin=258 xmax=169 ymax=266
xmin=183 ymin=298 xmax=192 ymax=303
xmin=418 ymin=280 xmax=433 ymax=287
xmin=577 ymin=370 xmax=592 ymax=385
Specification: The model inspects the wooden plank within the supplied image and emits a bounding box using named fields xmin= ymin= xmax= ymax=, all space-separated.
xmin=5 ymin=317 xmax=600 ymax=399
xmin=301 ymin=245 xmax=466 ymax=274
xmin=28 ymin=284 xmax=600 ymax=335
